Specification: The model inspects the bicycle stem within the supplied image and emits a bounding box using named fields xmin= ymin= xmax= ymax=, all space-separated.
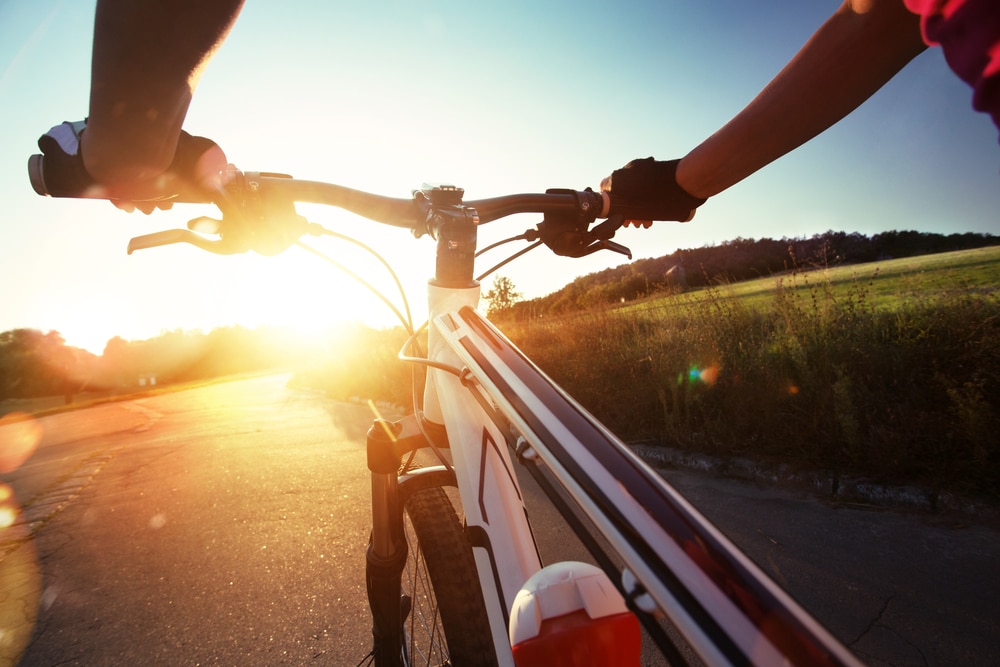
xmin=414 ymin=185 xmax=482 ymax=289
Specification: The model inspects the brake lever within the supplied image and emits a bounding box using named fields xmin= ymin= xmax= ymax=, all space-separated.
xmin=535 ymin=210 xmax=631 ymax=259
xmin=126 ymin=227 xmax=248 ymax=255
xmin=573 ymin=238 xmax=632 ymax=260
xmin=585 ymin=215 xmax=631 ymax=258
xmin=127 ymin=169 xmax=317 ymax=256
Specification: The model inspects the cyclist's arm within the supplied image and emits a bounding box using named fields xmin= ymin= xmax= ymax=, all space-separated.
xmin=81 ymin=0 xmax=243 ymax=192
xmin=675 ymin=0 xmax=927 ymax=199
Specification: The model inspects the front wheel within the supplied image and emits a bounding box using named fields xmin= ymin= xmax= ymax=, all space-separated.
xmin=402 ymin=486 xmax=497 ymax=666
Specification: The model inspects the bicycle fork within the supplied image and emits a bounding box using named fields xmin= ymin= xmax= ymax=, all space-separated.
xmin=365 ymin=419 xmax=407 ymax=667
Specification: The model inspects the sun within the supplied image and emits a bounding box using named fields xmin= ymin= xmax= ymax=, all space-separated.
xmin=200 ymin=220 xmax=437 ymax=338
xmin=32 ymin=135 xmax=503 ymax=356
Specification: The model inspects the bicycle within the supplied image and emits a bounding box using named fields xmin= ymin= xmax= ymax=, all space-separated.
xmin=28 ymin=158 xmax=864 ymax=667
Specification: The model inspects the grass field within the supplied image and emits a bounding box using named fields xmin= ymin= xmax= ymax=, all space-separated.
xmin=624 ymin=245 xmax=1000 ymax=314
xmin=18 ymin=245 xmax=997 ymax=502
xmin=502 ymin=246 xmax=1000 ymax=501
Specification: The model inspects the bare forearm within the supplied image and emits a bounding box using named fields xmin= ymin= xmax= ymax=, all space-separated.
xmin=83 ymin=0 xmax=243 ymax=185
xmin=677 ymin=0 xmax=926 ymax=199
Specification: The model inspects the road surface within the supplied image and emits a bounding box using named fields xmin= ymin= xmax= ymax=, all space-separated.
xmin=1 ymin=375 xmax=997 ymax=665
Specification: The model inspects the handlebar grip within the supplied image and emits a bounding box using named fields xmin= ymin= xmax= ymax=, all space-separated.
xmin=27 ymin=154 xmax=49 ymax=196
xmin=604 ymin=192 xmax=698 ymax=223
xmin=27 ymin=152 xmax=216 ymax=204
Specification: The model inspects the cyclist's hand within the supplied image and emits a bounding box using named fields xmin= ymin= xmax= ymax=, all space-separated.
xmin=600 ymin=157 xmax=706 ymax=227
xmin=35 ymin=120 xmax=229 ymax=214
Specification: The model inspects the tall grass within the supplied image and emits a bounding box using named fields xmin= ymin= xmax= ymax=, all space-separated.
xmin=501 ymin=264 xmax=1000 ymax=499
xmin=298 ymin=250 xmax=1000 ymax=500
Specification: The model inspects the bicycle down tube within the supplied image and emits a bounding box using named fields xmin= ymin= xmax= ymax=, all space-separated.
xmin=415 ymin=186 xmax=545 ymax=664
xmin=28 ymin=163 xmax=866 ymax=667
xmin=369 ymin=182 xmax=860 ymax=667
xmin=433 ymin=305 xmax=861 ymax=667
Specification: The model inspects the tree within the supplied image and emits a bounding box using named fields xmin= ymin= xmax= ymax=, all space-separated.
xmin=482 ymin=276 xmax=522 ymax=318
xmin=0 ymin=329 xmax=94 ymax=400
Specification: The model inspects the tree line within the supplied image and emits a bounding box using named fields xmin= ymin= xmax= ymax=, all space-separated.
xmin=505 ymin=229 xmax=998 ymax=318
xmin=0 ymin=326 xmax=308 ymax=403
xmin=4 ymin=229 xmax=996 ymax=403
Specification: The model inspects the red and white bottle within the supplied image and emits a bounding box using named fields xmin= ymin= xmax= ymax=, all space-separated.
xmin=509 ymin=561 xmax=642 ymax=666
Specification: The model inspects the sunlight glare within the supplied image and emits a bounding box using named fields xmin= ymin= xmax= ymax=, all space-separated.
xmin=0 ymin=479 xmax=41 ymax=667
xmin=0 ymin=413 xmax=43 ymax=474
xmin=0 ymin=483 xmax=14 ymax=530
xmin=0 ymin=505 xmax=16 ymax=529
xmin=26 ymin=102 xmax=535 ymax=352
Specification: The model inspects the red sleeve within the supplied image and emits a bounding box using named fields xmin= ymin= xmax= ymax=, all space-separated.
xmin=904 ymin=0 xmax=1000 ymax=134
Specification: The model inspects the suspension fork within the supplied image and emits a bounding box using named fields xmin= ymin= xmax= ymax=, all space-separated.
xmin=365 ymin=414 xmax=455 ymax=665
xmin=366 ymin=419 xmax=407 ymax=666
xmin=366 ymin=185 xmax=482 ymax=663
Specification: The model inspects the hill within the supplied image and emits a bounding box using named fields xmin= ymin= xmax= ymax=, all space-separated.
xmin=508 ymin=229 xmax=999 ymax=318
xmin=499 ymin=244 xmax=1000 ymax=499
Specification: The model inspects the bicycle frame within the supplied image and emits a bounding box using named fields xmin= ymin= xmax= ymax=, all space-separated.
xmin=30 ymin=162 xmax=864 ymax=666
xmin=422 ymin=283 xmax=541 ymax=656
xmin=362 ymin=192 xmax=862 ymax=666
xmin=416 ymin=303 xmax=862 ymax=667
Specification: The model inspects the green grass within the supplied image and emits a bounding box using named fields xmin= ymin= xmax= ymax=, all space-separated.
xmin=621 ymin=245 xmax=1000 ymax=314
xmin=500 ymin=247 xmax=1000 ymax=501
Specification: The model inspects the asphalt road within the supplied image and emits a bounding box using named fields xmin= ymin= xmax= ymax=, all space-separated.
xmin=1 ymin=375 xmax=997 ymax=666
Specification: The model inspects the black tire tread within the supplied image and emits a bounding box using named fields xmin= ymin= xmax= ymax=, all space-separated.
xmin=405 ymin=487 xmax=498 ymax=666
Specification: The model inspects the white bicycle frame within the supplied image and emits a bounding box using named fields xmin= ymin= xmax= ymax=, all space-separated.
xmin=421 ymin=283 xmax=862 ymax=667
xmin=63 ymin=167 xmax=863 ymax=667
xmin=422 ymin=282 xmax=539 ymax=663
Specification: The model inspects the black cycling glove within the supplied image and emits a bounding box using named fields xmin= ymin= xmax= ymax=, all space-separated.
xmin=33 ymin=119 xmax=222 ymax=200
xmin=605 ymin=157 xmax=706 ymax=222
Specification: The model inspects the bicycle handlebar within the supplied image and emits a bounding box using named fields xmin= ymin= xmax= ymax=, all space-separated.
xmin=28 ymin=155 xmax=612 ymax=222
xmin=29 ymin=158 xmax=629 ymax=261
xmin=236 ymin=172 xmax=611 ymax=227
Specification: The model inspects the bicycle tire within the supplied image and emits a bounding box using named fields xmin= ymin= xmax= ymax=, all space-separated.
xmin=402 ymin=486 xmax=498 ymax=667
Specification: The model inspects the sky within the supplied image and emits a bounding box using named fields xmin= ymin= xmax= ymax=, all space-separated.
xmin=1 ymin=0 xmax=997 ymax=355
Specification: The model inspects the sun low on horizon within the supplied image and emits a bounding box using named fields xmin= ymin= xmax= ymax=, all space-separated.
xmin=19 ymin=82 xmax=593 ymax=358
xmin=31 ymin=199 xmax=445 ymax=356
xmin=2 ymin=0 xmax=998 ymax=357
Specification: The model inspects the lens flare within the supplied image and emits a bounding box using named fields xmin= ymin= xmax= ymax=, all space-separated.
xmin=0 ymin=481 xmax=17 ymax=528
xmin=0 ymin=483 xmax=22 ymax=529
xmin=0 ymin=482 xmax=41 ymax=665
xmin=0 ymin=412 xmax=43 ymax=474
xmin=682 ymin=363 xmax=721 ymax=387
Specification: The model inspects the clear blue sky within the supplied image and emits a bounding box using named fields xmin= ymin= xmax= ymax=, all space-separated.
xmin=1 ymin=0 xmax=997 ymax=353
